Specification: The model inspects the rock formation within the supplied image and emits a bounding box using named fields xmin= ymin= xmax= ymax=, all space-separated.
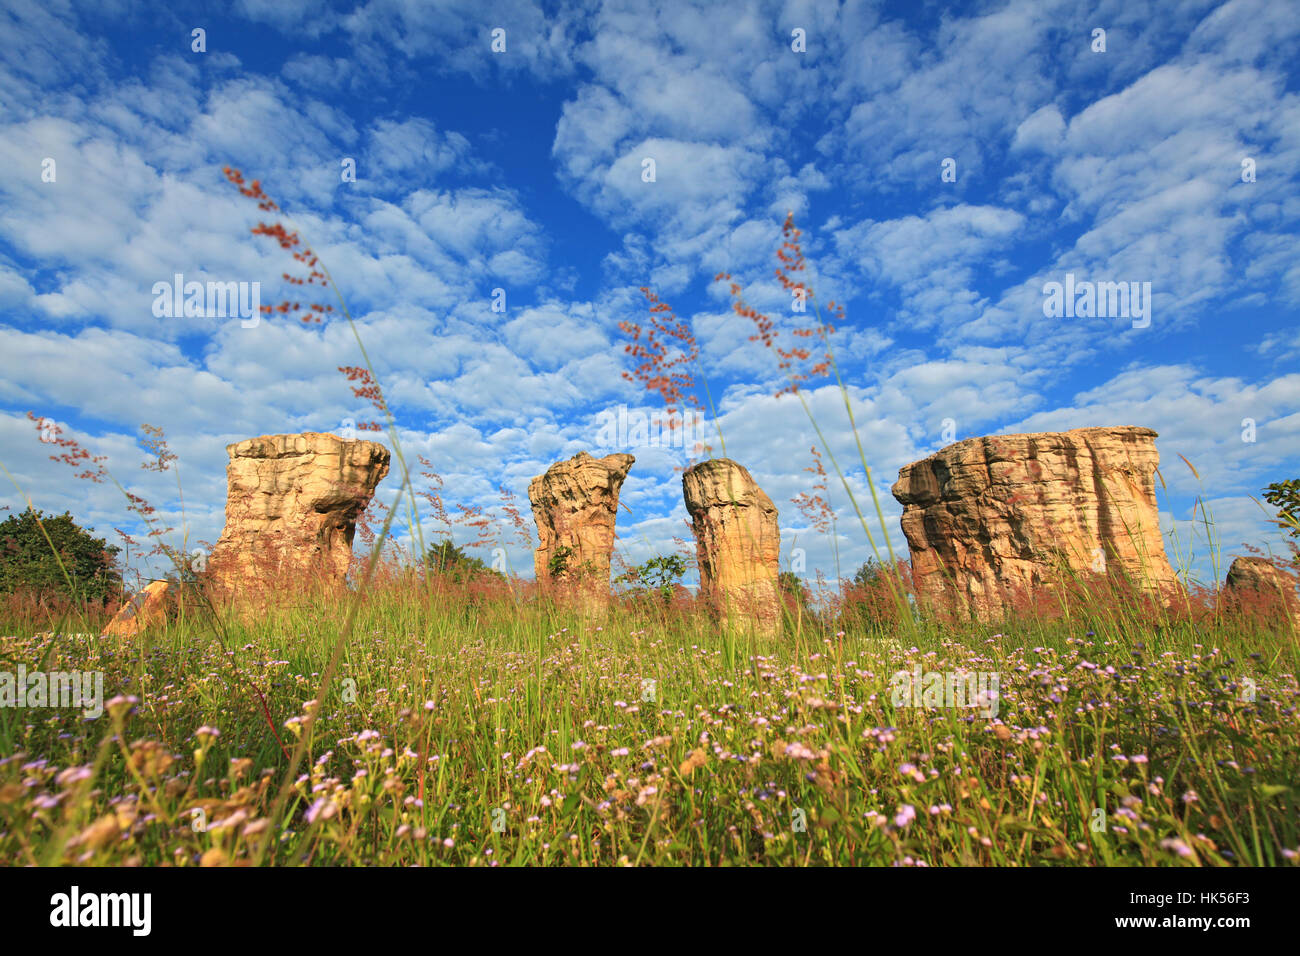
xmin=206 ymin=432 xmax=390 ymax=601
xmin=1224 ymin=556 xmax=1300 ymax=629
xmin=528 ymin=451 xmax=634 ymax=600
xmin=103 ymin=580 xmax=172 ymax=638
xmin=682 ymin=458 xmax=780 ymax=635
xmin=891 ymin=426 xmax=1178 ymax=620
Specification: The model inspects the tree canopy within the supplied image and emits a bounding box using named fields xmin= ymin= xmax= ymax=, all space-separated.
xmin=1262 ymin=479 xmax=1300 ymax=539
xmin=0 ymin=507 xmax=122 ymax=603
xmin=425 ymin=539 xmax=496 ymax=580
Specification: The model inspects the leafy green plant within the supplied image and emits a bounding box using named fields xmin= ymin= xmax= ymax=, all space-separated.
xmin=617 ymin=553 xmax=686 ymax=602
xmin=0 ymin=507 xmax=122 ymax=604
xmin=1262 ymin=479 xmax=1300 ymax=540
xmin=547 ymin=544 xmax=576 ymax=580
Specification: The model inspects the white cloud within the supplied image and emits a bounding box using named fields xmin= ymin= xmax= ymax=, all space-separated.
xmin=1012 ymin=105 xmax=1066 ymax=154
xmin=834 ymin=205 xmax=1025 ymax=332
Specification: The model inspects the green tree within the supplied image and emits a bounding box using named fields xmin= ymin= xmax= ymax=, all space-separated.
xmin=0 ymin=507 xmax=122 ymax=603
xmin=425 ymin=539 xmax=493 ymax=581
xmin=850 ymin=557 xmax=887 ymax=590
xmin=1262 ymin=479 xmax=1300 ymax=539
xmin=617 ymin=554 xmax=686 ymax=602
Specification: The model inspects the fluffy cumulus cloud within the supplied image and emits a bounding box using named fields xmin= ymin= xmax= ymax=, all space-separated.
xmin=0 ymin=0 xmax=1296 ymax=592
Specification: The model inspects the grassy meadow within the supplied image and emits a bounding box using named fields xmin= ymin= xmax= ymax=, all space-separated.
xmin=1 ymin=568 xmax=1297 ymax=867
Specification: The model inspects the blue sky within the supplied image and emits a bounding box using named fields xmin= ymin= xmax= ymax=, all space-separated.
xmin=1 ymin=0 xmax=1297 ymax=591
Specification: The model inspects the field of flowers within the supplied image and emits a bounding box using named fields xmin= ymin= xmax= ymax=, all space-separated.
xmin=2 ymin=579 xmax=1296 ymax=867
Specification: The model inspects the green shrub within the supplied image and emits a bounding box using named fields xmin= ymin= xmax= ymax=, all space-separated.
xmin=617 ymin=553 xmax=686 ymax=602
xmin=0 ymin=506 xmax=122 ymax=604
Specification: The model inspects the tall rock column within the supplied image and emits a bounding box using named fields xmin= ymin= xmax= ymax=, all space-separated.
xmin=206 ymin=432 xmax=390 ymax=602
xmin=682 ymin=458 xmax=780 ymax=635
xmin=891 ymin=426 xmax=1178 ymax=621
xmin=529 ymin=451 xmax=634 ymax=603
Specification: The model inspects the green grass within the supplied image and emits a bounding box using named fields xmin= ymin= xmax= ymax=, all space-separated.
xmin=1 ymin=578 xmax=1296 ymax=867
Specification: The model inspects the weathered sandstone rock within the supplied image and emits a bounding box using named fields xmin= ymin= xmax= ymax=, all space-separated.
xmin=891 ymin=426 xmax=1178 ymax=620
xmin=1224 ymin=556 xmax=1299 ymax=629
xmin=529 ymin=452 xmax=634 ymax=598
xmin=206 ymin=432 xmax=390 ymax=600
xmin=103 ymin=580 xmax=172 ymax=638
xmin=682 ymin=458 xmax=780 ymax=635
